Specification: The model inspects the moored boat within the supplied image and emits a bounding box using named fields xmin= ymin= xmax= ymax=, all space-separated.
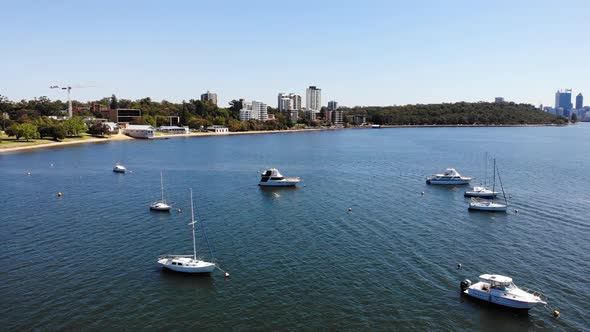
xmin=426 ymin=168 xmax=472 ymax=185
xmin=468 ymin=158 xmax=508 ymax=212
xmin=113 ymin=164 xmax=126 ymax=173
xmin=461 ymin=274 xmax=546 ymax=310
xmin=259 ymin=168 xmax=300 ymax=187
xmin=150 ymin=171 xmax=171 ymax=212
xmin=464 ymin=186 xmax=499 ymax=198
xmin=157 ymin=188 xmax=216 ymax=274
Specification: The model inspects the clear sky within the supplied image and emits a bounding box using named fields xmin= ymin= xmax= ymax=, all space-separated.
xmin=1 ymin=0 xmax=588 ymax=108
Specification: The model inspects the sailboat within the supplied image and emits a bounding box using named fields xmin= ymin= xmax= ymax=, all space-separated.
xmin=465 ymin=153 xmax=499 ymax=198
xmin=150 ymin=171 xmax=171 ymax=211
xmin=157 ymin=188 xmax=217 ymax=273
xmin=469 ymin=158 xmax=508 ymax=212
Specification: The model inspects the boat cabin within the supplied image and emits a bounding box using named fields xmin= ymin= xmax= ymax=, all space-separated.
xmin=479 ymin=274 xmax=514 ymax=290
xmin=260 ymin=168 xmax=285 ymax=182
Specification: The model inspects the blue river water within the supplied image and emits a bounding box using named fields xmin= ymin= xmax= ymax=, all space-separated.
xmin=1 ymin=125 xmax=589 ymax=331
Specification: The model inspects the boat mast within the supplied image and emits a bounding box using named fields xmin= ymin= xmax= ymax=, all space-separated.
xmin=160 ymin=171 xmax=165 ymax=202
xmin=484 ymin=152 xmax=488 ymax=187
xmin=496 ymin=164 xmax=508 ymax=206
xmin=190 ymin=188 xmax=197 ymax=260
xmin=492 ymin=158 xmax=496 ymax=202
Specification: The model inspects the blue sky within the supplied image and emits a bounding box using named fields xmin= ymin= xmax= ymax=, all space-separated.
xmin=1 ymin=0 xmax=588 ymax=107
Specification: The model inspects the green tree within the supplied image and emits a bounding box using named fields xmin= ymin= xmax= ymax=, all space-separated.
xmin=110 ymin=94 xmax=119 ymax=109
xmin=8 ymin=123 xmax=39 ymax=141
xmin=63 ymin=117 xmax=86 ymax=137
xmin=88 ymin=122 xmax=109 ymax=137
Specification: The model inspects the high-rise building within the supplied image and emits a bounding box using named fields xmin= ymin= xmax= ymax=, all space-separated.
xmin=494 ymin=97 xmax=505 ymax=103
xmin=201 ymin=91 xmax=218 ymax=106
xmin=306 ymin=86 xmax=321 ymax=113
xmin=576 ymin=93 xmax=583 ymax=109
xmin=555 ymin=89 xmax=572 ymax=111
xmin=333 ymin=110 xmax=344 ymax=126
xmin=278 ymin=93 xmax=302 ymax=112
xmin=328 ymin=101 xmax=338 ymax=111
xmin=252 ymin=101 xmax=268 ymax=121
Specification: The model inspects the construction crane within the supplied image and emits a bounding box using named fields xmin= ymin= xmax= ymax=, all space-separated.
xmin=49 ymin=85 xmax=94 ymax=118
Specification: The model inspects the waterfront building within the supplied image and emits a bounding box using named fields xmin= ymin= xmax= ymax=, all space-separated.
xmin=494 ymin=97 xmax=505 ymax=103
xmin=323 ymin=109 xmax=333 ymax=123
xmin=576 ymin=93 xmax=583 ymax=110
xmin=99 ymin=108 xmax=142 ymax=123
xmin=239 ymin=100 xmax=268 ymax=122
xmin=278 ymin=93 xmax=302 ymax=112
xmin=201 ymin=91 xmax=218 ymax=106
xmin=124 ymin=124 xmax=155 ymax=138
xmin=555 ymin=89 xmax=573 ymax=111
xmin=206 ymin=125 xmax=229 ymax=133
xmin=328 ymin=100 xmax=338 ymax=111
xmin=305 ymin=109 xmax=316 ymax=121
xmin=157 ymin=126 xmax=190 ymax=134
xmin=351 ymin=115 xmax=366 ymax=125
xmin=333 ymin=109 xmax=344 ymax=126
xmin=306 ymin=86 xmax=321 ymax=113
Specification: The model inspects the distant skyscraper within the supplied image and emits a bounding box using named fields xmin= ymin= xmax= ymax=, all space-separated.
xmin=201 ymin=91 xmax=218 ymax=106
xmin=306 ymin=86 xmax=321 ymax=113
xmin=555 ymin=89 xmax=572 ymax=111
xmin=494 ymin=97 xmax=505 ymax=103
xmin=251 ymin=101 xmax=268 ymax=121
xmin=328 ymin=101 xmax=338 ymax=111
xmin=576 ymin=93 xmax=583 ymax=109
xmin=278 ymin=93 xmax=302 ymax=112
xmin=333 ymin=109 xmax=344 ymax=126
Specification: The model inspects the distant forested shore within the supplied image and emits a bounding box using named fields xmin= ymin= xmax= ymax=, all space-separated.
xmin=341 ymin=102 xmax=567 ymax=125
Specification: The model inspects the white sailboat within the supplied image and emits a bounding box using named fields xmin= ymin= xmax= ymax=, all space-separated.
xmin=469 ymin=158 xmax=508 ymax=212
xmin=465 ymin=153 xmax=499 ymax=198
xmin=157 ymin=188 xmax=216 ymax=273
xmin=150 ymin=171 xmax=171 ymax=211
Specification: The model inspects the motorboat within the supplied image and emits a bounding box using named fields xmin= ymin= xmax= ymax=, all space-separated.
xmin=371 ymin=124 xmax=381 ymax=128
xmin=464 ymin=186 xmax=499 ymax=198
xmin=468 ymin=198 xmax=507 ymax=211
xmin=426 ymin=168 xmax=472 ymax=185
xmin=460 ymin=274 xmax=546 ymax=310
xmin=150 ymin=171 xmax=171 ymax=212
xmin=468 ymin=158 xmax=508 ymax=212
xmin=259 ymin=168 xmax=301 ymax=187
xmin=113 ymin=164 xmax=126 ymax=173
xmin=157 ymin=189 xmax=216 ymax=273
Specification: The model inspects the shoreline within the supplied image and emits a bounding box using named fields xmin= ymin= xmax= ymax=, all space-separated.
xmin=0 ymin=123 xmax=567 ymax=154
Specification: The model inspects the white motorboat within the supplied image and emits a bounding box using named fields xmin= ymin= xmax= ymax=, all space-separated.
xmin=468 ymin=159 xmax=508 ymax=212
xmin=259 ymin=168 xmax=301 ymax=187
xmin=371 ymin=124 xmax=381 ymax=128
xmin=426 ymin=168 xmax=472 ymax=185
xmin=113 ymin=164 xmax=126 ymax=173
xmin=150 ymin=171 xmax=171 ymax=212
xmin=461 ymin=274 xmax=546 ymax=310
xmin=465 ymin=186 xmax=499 ymax=198
xmin=157 ymin=189 xmax=216 ymax=273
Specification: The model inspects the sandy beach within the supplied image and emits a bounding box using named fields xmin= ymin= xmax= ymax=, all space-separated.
xmin=0 ymin=128 xmax=329 ymax=154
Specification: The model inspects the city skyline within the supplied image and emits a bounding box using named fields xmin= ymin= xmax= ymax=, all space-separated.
xmin=1 ymin=0 xmax=589 ymax=107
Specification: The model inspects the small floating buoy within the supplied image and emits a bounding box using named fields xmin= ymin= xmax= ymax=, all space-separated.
xmin=50 ymin=163 xmax=54 ymax=167
xmin=553 ymin=310 xmax=560 ymax=318
xmin=26 ymin=172 xmax=31 ymax=176
xmin=348 ymin=207 xmax=352 ymax=212
xmin=57 ymin=192 xmax=62 ymax=197
xmin=509 ymin=195 xmax=512 ymax=199
xmin=457 ymin=263 xmax=462 ymax=270
xmin=303 ymin=184 xmax=306 ymax=187
xmin=177 ymin=208 xmax=182 ymax=212
xmin=514 ymin=209 xmax=518 ymax=213
xmin=224 ymin=272 xmax=230 ymax=278
xmin=421 ymin=192 xmax=425 ymax=196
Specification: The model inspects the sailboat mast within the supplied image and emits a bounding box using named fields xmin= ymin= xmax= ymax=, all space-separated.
xmin=160 ymin=171 xmax=165 ymax=202
xmin=484 ymin=152 xmax=488 ymax=187
xmin=492 ymin=158 xmax=496 ymax=202
xmin=190 ymin=189 xmax=197 ymax=260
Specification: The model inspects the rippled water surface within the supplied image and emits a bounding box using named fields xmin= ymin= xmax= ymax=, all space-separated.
xmin=1 ymin=125 xmax=589 ymax=331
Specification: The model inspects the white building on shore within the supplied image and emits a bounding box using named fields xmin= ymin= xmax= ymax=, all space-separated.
xmin=124 ymin=125 xmax=155 ymax=138
xmin=206 ymin=125 xmax=229 ymax=133
xmin=239 ymin=100 xmax=268 ymax=122
xmin=157 ymin=126 xmax=190 ymax=134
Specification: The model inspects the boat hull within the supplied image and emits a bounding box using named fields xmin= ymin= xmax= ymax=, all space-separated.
xmin=150 ymin=202 xmax=171 ymax=211
xmin=426 ymin=179 xmax=471 ymax=185
xmin=464 ymin=289 xmax=537 ymax=310
xmin=158 ymin=259 xmax=216 ymax=273
xmin=259 ymin=181 xmax=299 ymax=187
xmin=464 ymin=192 xmax=498 ymax=198
xmin=468 ymin=203 xmax=507 ymax=212
xmin=113 ymin=169 xmax=126 ymax=173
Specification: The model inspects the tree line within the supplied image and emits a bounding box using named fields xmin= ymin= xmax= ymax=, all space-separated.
xmin=341 ymin=102 xmax=567 ymax=125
